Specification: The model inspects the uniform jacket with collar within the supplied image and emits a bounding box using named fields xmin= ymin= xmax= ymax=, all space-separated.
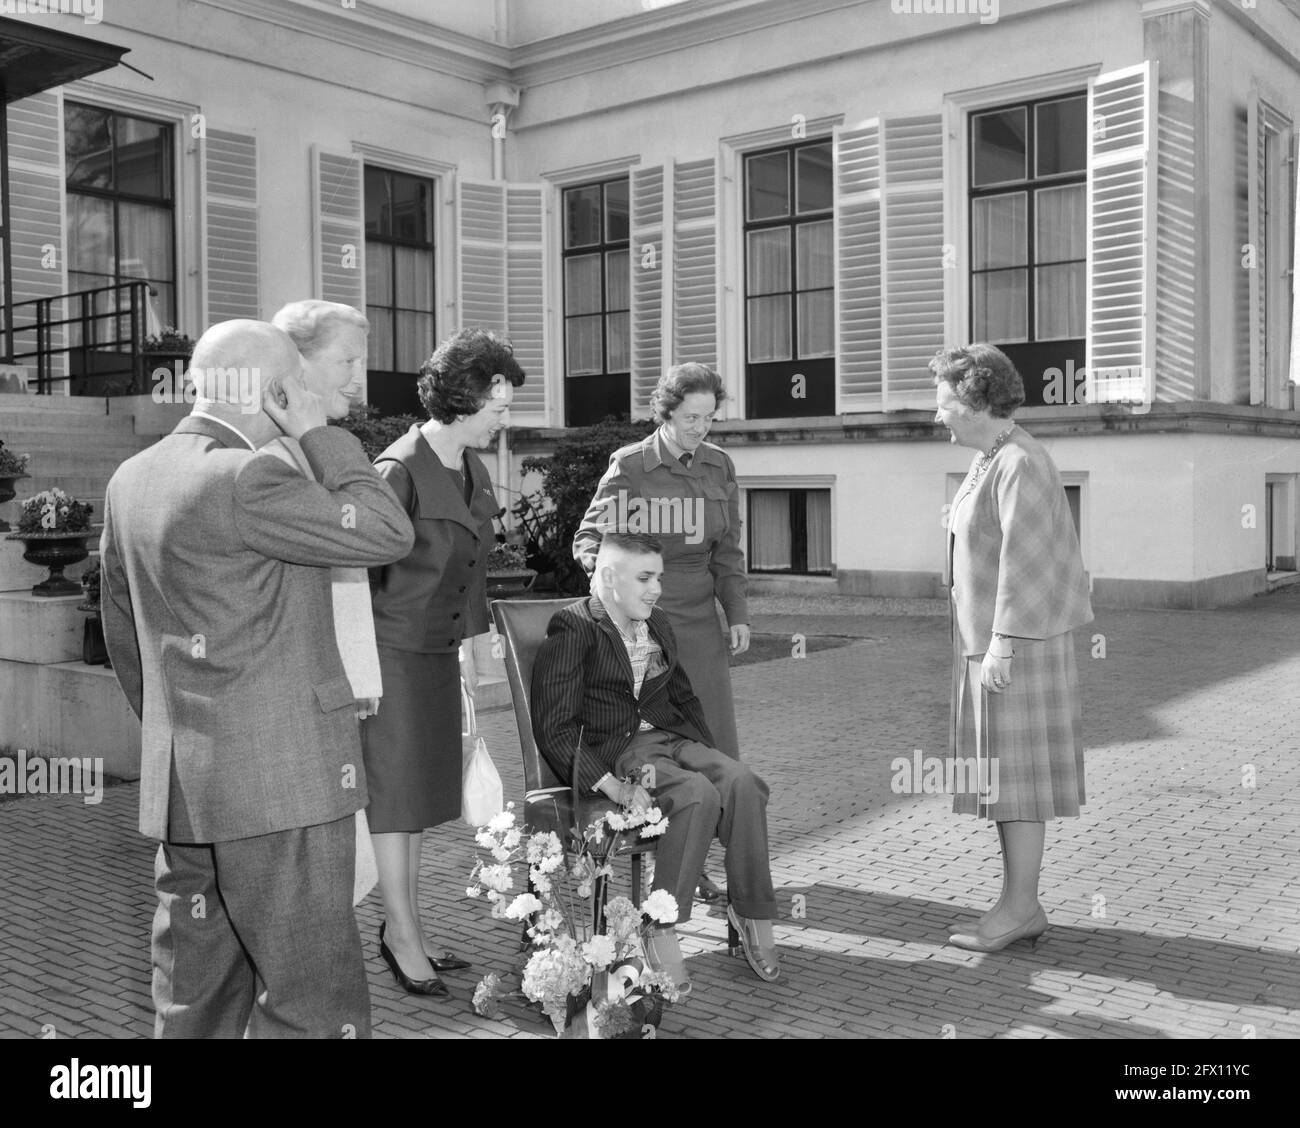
xmin=368 ymin=424 xmax=501 ymax=654
xmin=949 ymin=426 xmax=1093 ymax=657
xmin=99 ymin=417 xmax=415 ymax=843
xmin=572 ymin=430 xmax=748 ymax=626
xmin=531 ymin=596 xmax=715 ymax=794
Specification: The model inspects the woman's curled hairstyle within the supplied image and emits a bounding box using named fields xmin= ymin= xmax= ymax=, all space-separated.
xmin=649 ymin=362 xmax=727 ymax=423
xmin=417 ymin=328 xmax=526 ymax=423
xmin=929 ymin=343 xmax=1025 ymax=418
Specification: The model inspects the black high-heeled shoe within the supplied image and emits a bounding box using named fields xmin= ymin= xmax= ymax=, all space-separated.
xmin=379 ymin=921 xmax=470 ymax=973
xmin=378 ymin=928 xmax=449 ymax=997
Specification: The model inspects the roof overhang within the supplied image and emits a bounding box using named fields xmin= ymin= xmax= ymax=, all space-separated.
xmin=0 ymin=16 xmax=129 ymax=104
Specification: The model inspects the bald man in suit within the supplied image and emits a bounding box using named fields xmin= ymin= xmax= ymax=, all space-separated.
xmin=101 ymin=320 xmax=414 ymax=1038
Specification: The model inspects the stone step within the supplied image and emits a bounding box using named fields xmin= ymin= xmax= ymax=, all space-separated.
xmin=0 ymin=427 xmax=150 ymax=447
xmin=0 ymin=591 xmax=86 ymax=663
xmin=0 ymin=657 xmax=141 ymax=780
xmin=0 ymin=395 xmax=115 ymax=415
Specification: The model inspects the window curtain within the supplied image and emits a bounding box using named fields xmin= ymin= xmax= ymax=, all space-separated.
xmin=748 ymin=490 xmax=792 ymax=570
xmin=806 ymin=490 xmax=831 ymax=572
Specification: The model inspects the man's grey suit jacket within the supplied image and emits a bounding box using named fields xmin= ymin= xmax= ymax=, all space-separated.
xmin=100 ymin=415 xmax=415 ymax=844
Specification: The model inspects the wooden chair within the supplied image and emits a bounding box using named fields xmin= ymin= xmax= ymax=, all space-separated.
xmin=492 ymin=597 xmax=658 ymax=930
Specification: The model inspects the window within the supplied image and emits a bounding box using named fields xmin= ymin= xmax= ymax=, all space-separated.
xmin=969 ymin=94 xmax=1086 ymax=405
xmin=365 ymin=165 xmax=435 ymax=416
xmin=64 ymin=102 xmax=175 ymax=328
xmin=747 ymin=488 xmax=832 ymax=574
xmin=1260 ymin=113 xmax=1295 ymax=407
xmin=562 ymin=178 xmax=629 ymax=426
xmin=744 ymin=141 xmax=834 ymax=418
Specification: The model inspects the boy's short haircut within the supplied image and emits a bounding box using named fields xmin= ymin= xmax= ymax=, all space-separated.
xmin=601 ymin=530 xmax=663 ymax=557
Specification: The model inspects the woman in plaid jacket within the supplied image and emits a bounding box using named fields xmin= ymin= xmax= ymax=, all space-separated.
xmin=934 ymin=343 xmax=1093 ymax=953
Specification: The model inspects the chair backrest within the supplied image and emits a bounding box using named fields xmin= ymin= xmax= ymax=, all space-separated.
xmin=492 ymin=597 xmax=584 ymax=794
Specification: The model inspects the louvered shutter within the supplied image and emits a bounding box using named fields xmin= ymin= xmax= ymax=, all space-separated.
xmin=835 ymin=121 xmax=883 ymax=411
xmin=312 ymin=147 xmax=363 ymax=309
xmin=1086 ymin=62 xmax=1157 ymax=406
xmin=671 ymin=158 xmax=716 ymax=365
xmin=880 ymin=114 xmax=945 ymax=410
xmin=1289 ymin=132 xmax=1300 ymax=393
xmin=1153 ymin=77 xmax=1198 ymax=401
xmin=204 ymin=129 xmax=260 ymax=323
xmin=7 ymin=91 xmax=67 ymax=384
xmin=457 ymin=179 xmax=548 ymax=420
xmin=1247 ymin=91 xmax=1265 ymax=405
xmin=630 ymin=163 xmax=668 ymax=415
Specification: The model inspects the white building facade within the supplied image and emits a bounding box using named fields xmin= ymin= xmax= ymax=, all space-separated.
xmin=2 ymin=0 xmax=1299 ymax=607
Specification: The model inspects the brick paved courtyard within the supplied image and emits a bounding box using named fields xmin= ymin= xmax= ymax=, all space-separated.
xmin=2 ymin=591 xmax=1299 ymax=1040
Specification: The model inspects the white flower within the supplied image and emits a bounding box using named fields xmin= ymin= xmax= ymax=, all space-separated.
xmin=605 ymin=811 xmax=628 ymax=832
xmin=486 ymin=808 xmax=515 ymax=834
xmin=526 ymin=831 xmax=562 ymax=863
xmin=536 ymin=852 xmax=562 ymax=875
xmin=639 ymin=817 xmax=667 ymax=839
xmin=504 ymin=892 xmax=543 ymax=920
xmin=479 ymin=864 xmax=512 ymax=893
xmin=503 ymin=828 xmax=522 ymax=848
xmin=531 ymin=870 xmax=552 ymax=895
xmin=576 ymin=880 xmax=592 ymax=898
xmin=582 ymin=935 xmax=616 ymax=968
xmin=465 ymin=885 xmax=481 ymax=898
xmin=641 ymin=889 xmax=679 ymax=925
xmin=490 ymin=844 xmax=512 ymax=862
xmin=475 ymin=829 xmax=496 ymax=849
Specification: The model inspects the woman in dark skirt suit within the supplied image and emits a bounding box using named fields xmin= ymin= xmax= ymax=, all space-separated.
xmin=364 ymin=329 xmax=524 ymax=995
xmin=934 ymin=343 xmax=1093 ymax=953
xmin=574 ymin=363 xmax=749 ymax=900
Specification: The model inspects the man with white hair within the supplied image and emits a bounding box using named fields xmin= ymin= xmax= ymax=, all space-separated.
xmin=100 ymin=318 xmax=414 ymax=1038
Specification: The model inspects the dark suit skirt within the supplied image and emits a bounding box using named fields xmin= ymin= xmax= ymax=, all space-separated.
xmin=362 ymin=646 xmax=462 ymax=832
xmin=659 ymin=558 xmax=740 ymax=759
xmin=950 ymin=628 xmax=1086 ymax=821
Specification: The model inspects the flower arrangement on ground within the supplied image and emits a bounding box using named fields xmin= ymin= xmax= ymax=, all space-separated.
xmin=467 ymin=798 xmax=681 ymax=1038
xmin=13 ymin=488 xmax=94 ymax=536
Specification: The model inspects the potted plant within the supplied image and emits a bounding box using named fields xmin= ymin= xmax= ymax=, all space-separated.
xmin=5 ymin=488 xmax=95 ymax=597
xmin=141 ymin=326 xmax=195 ymax=397
xmin=77 ymin=561 xmax=110 ymax=667
xmin=0 ymin=439 xmax=31 ymax=533
xmin=485 ymin=540 xmax=537 ymax=599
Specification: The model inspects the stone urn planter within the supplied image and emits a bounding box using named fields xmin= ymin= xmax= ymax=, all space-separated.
xmin=485 ymin=542 xmax=537 ymax=599
xmin=7 ymin=530 xmax=91 ymax=596
xmin=6 ymin=487 xmax=95 ymax=596
xmin=0 ymin=473 xmax=29 ymax=532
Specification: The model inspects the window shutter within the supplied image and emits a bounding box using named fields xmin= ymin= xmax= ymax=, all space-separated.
xmin=630 ymin=163 xmax=668 ymax=415
xmin=671 ymin=158 xmax=716 ymax=366
xmin=7 ymin=91 xmax=67 ymax=382
xmin=1247 ymin=91 xmax=1265 ymax=405
xmin=834 ymin=121 xmax=883 ymax=411
xmin=1086 ymin=62 xmax=1157 ymax=406
xmin=205 ymin=129 xmax=260 ymax=323
xmin=880 ymin=113 xmax=945 ymax=410
xmin=311 ymin=146 xmax=363 ymax=310
xmin=505 ymin=184 xmax=545 ymax=417
xmin=457 ymin=179 xmax=548 ymax=419
xmin=1289 ymin=131 xmax=1300 ymax=394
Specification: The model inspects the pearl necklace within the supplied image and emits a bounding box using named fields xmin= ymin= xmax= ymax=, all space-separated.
xmin=967 ymin=424 xmax=1017 ymax=491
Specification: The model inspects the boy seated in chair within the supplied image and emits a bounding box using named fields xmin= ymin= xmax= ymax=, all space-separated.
xmin=531 ymin=530 xmax=780 ymax=988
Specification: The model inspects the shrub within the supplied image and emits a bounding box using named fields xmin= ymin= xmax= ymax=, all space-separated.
xmin=515 ymin=416 xmax=656 ymax=594
xmin=15 ymin=488 xmax=93 ymax=535
xmin=331 ymin=405 xmax=424 ymax=461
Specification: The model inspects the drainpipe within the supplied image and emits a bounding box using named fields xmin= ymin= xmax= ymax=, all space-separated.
xmin=483 ymin=81 xmax=521 ymax=529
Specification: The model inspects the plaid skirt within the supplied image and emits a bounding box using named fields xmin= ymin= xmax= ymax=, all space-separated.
xmin=950 ymin=628 xmax=1086 ymax=821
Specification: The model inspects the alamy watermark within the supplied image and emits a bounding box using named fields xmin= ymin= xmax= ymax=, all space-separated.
xmin=0 ymin=749 xmax=104 ymax=805
xmin=152 ymin=362 xmax=261 ymax=414
xmin=0 ymin=0 xmax=102 ymax=25
xmin=890 ymin=0 xmax=999 ymax=25
xmin=891 ymin=748 xmax=999 ymax=804
xmin=594 ymin=489 xmax=704 ymax=544
xmin=1042 ymin=360 xmax=1153 ymax=415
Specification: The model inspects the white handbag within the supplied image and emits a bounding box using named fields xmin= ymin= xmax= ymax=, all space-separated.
xmin=461 ymin=675 xmax=504 ymax=827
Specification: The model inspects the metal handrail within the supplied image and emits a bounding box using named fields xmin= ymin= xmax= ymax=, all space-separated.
xmin=7 ymin=281 xmax=152 ymax=395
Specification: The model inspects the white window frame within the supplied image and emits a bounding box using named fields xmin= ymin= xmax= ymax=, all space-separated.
xmin=541 ymin=155 xmax=638 ymax=428
xmin=942 ymin=66 xmax=1101 ymax=352
xmin=63 ymin=81 xmax=200 ymax=338
xmin=354 ymin=143 xmax=456 ymax=384
xmin=736 ymin=473 xmax=836 ymax=575
xmin=720 ymin=117 xmax=843 ymax=421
